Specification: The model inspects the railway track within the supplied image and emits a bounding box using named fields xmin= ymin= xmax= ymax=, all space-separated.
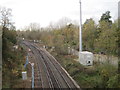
xmin=39 ymin=49 xmax=72 ymax=88
xmin=30 ymin=43 xmax=61 ymax=88
xmin=27 ymin=43 xmax=52 ymax=88
xmin=22 ymin=41 xmax=80 ymax=89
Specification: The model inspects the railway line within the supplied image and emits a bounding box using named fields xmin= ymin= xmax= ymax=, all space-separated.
xmin=22 ymin=41 xmax=81 ymax=89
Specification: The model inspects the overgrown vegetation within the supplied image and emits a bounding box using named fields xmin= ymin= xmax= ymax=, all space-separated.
xmin=51 ymin=52 xmax=119 ymax=88
xmin=1 ymin=7 xmax=26 ymax=88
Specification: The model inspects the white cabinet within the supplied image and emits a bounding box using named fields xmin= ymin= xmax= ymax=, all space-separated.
xmin=79 ymin=51 xmax=93 ymax=66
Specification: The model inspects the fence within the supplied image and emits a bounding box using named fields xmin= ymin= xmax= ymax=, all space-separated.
xmin=68 ymin=48 xmax=118 ymax=66
xmin=68 ymin=48 xmax=79 ymax=56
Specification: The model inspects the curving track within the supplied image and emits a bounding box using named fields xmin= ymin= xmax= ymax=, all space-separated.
xmin=22 ymin=41 xmax=81 ymax=89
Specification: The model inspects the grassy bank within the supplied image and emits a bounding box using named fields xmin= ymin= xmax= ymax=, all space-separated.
xmin=50 ymin=51 xmax=119 ymax=88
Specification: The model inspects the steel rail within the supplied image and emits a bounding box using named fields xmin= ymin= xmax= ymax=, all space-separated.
xmin=39 ymin=48 xmax=72 ymax=88
xmin=31 ymin=43 xmax=71 ymax=88
xmin=22 ymin=41 xmax=80 ymax=89
xmin=22 ymin=42 xmax=44 ymax=88
xmin=32 ymin=44 xmax=61 ymax=88
xmin=29 ymin=43 xmax=54 ymax=88
xmin=38 ymin=50 xmax=62 ymax=88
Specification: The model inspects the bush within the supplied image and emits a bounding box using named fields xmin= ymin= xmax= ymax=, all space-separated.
xmin=107 ymin=75 xmax=119 ymax=88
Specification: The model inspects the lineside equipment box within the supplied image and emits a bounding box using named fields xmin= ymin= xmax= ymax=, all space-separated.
xmin=79 ymin=51 xmax=93 ymax=66
xmin=22 ymin=71 xmax=27 ymax=80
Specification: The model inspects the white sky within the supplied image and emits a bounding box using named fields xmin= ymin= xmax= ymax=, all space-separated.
xmin=0 ymin=0 xmax=119 ymax=29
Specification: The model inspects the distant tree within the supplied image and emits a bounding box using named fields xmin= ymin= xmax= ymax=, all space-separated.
xmin=55 ymin=17 xmax=72 ymax=29
xmin=29 ymin=23 xmax=41 ymax=31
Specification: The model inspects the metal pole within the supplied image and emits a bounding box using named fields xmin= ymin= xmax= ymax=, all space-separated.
xmin=29 ymin=62 xmax=34 ymax=89
xmin=79 ymin=0 xmax=82 ymax=52
xmin=32 ymin=65 xmax=34 ymax=89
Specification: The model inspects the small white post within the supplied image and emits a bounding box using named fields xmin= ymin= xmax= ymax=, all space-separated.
xmin=22 ymin=71 xmax=27 ymax=80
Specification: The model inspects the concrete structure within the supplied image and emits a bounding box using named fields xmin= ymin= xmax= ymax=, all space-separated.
xmin=79 ymin=51 xmax=93 ymax=66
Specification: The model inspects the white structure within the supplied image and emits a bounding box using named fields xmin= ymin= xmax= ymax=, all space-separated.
xmin=79 ymin=0 xmax=82 ymax=52
xmin=13 ymin=45 xmax=18 ymax=49
xmin=28 ymin=48 xmax=31 ymax=52
xmin=79 ymin=51 xmax=93 ymax=66
xmin=43 ymin=45 xmax=46 ymax=49
xmin=68 ymin=47 xmax=70 ymax=54
xmin=22 ymin=71 xmax=27 ymax=80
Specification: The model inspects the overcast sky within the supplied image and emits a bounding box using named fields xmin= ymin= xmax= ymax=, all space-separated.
xmin=0 ymin=0 xmax=119 ymax=29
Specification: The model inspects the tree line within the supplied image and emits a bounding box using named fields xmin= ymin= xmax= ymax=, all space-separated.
xmin=19 ymin=11 xmax=118 ymax=56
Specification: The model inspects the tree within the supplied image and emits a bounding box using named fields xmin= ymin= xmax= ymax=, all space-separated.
xmin=99 ymin=11 xmax=112 ymax=30
xmin=55 ymin=17 xmax=72 ymax=29
xmin=95 ymin=21 xmax=117 ymax=55
xmin=0 ymin=7 xmax=13 ymax=29
xmin=99 ymin=11 xmax=112 ymax=24
xmin=1 ymin=7 xmax=25 ymax=88
xmin=82 ymin=18 xmax=97 ymax=51
xmin=29 ymin=23 xmax=41 ymax=31
xmin=94 ymin=11 xmax=117 ymax=55
xmin=117 ymin=18 xmax=120 ymax=82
